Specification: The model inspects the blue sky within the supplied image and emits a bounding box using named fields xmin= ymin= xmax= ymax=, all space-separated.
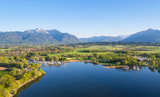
xmin=0 ymin=0 xmax=160 ymax=38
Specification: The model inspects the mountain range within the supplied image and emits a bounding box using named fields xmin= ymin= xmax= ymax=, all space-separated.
xmin=80 ymin=36 xmax=124 ymax=42
xmin=0 ymin=28 xmax=80 ymax=44
xmin=122 ymin=29 xmax=160 ymax=43
xmin=82 ymin=29 xmax=160 ymax=43
xmin=0 ymin=28 xmax=160 ymax=44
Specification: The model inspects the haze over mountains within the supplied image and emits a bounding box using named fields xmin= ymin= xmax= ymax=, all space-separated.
xmin=82 ymin=29 xmax=160 ymax=43
xmin=80 ymin=35 xmax=128 ymax=42
xmin=0 ymin=28 xmax=159 ymax=44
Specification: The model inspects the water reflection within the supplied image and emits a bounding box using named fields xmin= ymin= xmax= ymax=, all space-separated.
xmin=14 ymin=76 xmax=43 ymax=97
xmin=104 ymin=65 xmax=160 ymax=73
xmin=41 ymin=62 xmax=64 ymax=67
xmin=114 ymin=66 xmax=142 ymax=72
xmin=42 ymin=61 xmax=160 ymax=74
xmin=148 ymin=67 xmax=160 ymax=73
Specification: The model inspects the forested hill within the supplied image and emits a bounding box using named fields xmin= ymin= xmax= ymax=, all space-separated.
xmin=0 ymin=28 xmax=80 ymax=44
xmin=122 ymin=29 xmax=160 ymax=43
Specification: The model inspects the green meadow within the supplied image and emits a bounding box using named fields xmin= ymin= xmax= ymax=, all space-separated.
xmin=48 ymin=45 xmax=160 ymax=57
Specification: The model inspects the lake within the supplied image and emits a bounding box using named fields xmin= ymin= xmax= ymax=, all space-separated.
xmin=15 ymin=62 xmax=160 ymax=97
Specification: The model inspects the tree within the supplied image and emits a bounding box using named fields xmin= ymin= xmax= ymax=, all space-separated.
xmin=16 ymin=62 xmax=24 ymax=69
xmin=10 ymin=68 xmax=18 ymax=77
xmin=54 ymin=56 xmax=59 ymax=62
xmin=116 ymin=62 xmax=121 ymax=65
xmin=35 ymin=63 xmax=41 ymax=69
xmin=0 ymin=88 xmax=10 ymax=97
xmin=123 ymin=60 xmax=129 ymax=65
xmin=150 ymin=60 xmax=155 ymax=65
xmin=1 ymin=74 xmax=15 ymax=88
xmin=35 ymin=57 xmax=39 ymax=61
xmin=40 ymin=57 xmax=45 ymax=62
xmin=30 ymin=63 xmax=35 ymax=69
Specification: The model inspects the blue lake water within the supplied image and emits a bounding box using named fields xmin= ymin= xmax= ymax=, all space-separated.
xmin=15 ymin=62 xmax=160 ymax=97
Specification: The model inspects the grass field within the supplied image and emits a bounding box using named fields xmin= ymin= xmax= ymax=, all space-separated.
xmin=49 ymin=46 xmax=114 ymax=56
xmin=48 ymin=45 xmax=160 ymax=57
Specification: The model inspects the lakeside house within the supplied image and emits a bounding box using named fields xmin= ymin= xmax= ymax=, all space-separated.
xmin=133 ymin=55 xmax=151 ymax=61
xmin=133 ymin=55 xmax=151 ymax=65
xmin=25 ymin=68 xmax=32 ymax=71
xmin=28 ymin=59 xmax=64 ymax=66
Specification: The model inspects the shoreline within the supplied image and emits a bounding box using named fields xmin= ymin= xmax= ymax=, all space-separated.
xmin=10 ymin=61 xmax=156 ymax=97
xmin=103 ymin=65 xmax=124 ymax=68
xmin=10 ymin=61 xmax=158 ymax=97
xmin=10 ymin=74 xmax=44 ymax=97
xmin=66 ymin=59 xmax=81 ymax=63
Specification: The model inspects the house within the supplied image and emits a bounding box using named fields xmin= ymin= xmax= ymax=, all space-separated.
xmin=25 ymin=68 xmax=32 ymax=71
